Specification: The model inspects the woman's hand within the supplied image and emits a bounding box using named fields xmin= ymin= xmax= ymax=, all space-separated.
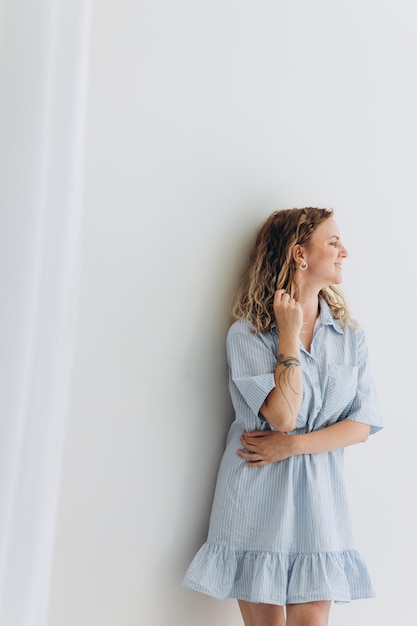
xmin=237 ymin=430 xmax=295 ymax=467
xmin=273 ymin=289 xmax=303 ymax=338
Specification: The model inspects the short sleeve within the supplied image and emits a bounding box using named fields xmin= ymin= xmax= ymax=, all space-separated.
xmin=343 ymin=327 xmax=383 ymax=435
xmin=226 ymin=321 xmax=276 ymax=418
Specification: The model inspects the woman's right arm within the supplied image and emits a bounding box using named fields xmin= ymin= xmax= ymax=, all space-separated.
xmin=260 ymin=290 xmax=303 ymax=432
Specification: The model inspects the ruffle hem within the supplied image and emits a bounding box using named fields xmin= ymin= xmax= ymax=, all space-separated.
xmin=182 ymin=542 xmax=375 ymax=605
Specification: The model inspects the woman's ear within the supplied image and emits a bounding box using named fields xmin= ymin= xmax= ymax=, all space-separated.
xmin=292 ymin=244 xmax=305 ymax=264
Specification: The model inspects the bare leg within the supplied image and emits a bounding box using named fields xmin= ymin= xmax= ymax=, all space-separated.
xmin=238 ymin=600 xmax=286 ymax=626
xmin=286 ymin=601 xmax=332 ymax=626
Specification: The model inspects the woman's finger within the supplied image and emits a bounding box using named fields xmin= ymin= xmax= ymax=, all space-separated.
xmin=243 ymin=429 xmax=267 ymax=437
xmin=237 ymin=448 xmax=261 ymax=460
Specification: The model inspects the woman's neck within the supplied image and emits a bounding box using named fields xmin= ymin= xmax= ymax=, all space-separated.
xmin=296 ymin=291 xmax=320 ymax=323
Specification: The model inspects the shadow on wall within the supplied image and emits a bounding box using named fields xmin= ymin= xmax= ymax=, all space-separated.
xmin=171 ymin=214 xmax=260 ymax=589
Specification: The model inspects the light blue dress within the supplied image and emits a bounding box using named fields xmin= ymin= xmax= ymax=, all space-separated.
xmin=182 ymin=300 xmax=383 ymax=605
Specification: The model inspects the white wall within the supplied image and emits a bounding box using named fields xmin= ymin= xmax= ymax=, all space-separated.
xmin=47 ymin=2 xmax=417 ymax=625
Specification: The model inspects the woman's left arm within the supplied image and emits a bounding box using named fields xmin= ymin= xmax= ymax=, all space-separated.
xmin=238 ymin=420 xmax=370 ymax=467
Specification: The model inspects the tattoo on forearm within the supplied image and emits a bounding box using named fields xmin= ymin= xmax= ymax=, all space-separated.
xmin=276 ymin=354 xmax=301 ymax=413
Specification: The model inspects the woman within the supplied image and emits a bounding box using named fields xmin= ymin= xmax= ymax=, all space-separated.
xmin=182 ymin=207 xmax=383 ymax=626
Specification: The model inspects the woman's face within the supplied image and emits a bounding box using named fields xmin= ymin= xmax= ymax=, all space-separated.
xmin=302 ymin=218 xmax=348 ymax=288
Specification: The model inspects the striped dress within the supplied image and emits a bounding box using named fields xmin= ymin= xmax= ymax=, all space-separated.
xmin=182 ymin=299 xmax=383 ymax=605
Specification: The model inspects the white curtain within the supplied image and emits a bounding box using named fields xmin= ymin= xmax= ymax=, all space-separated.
xmin=0 ymin=1 xmax=92 ymax=624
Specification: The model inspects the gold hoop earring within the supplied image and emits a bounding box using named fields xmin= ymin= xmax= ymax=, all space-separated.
xmin=300 ymin=261 xmax=308 ymax=271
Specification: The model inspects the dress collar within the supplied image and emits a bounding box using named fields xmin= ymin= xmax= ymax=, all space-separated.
xmin=318 ymin=298 xmax=344 ymax=334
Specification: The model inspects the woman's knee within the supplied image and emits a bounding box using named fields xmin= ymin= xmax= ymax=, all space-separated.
xmin=238 ymin=599 xmax=286 ymax=626
xmin=286 ymin=600 xmax=332 ymax=626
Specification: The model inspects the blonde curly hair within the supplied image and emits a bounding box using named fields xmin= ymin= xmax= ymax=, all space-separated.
xmin=230 ymin=207 xmax=354 ymax=333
